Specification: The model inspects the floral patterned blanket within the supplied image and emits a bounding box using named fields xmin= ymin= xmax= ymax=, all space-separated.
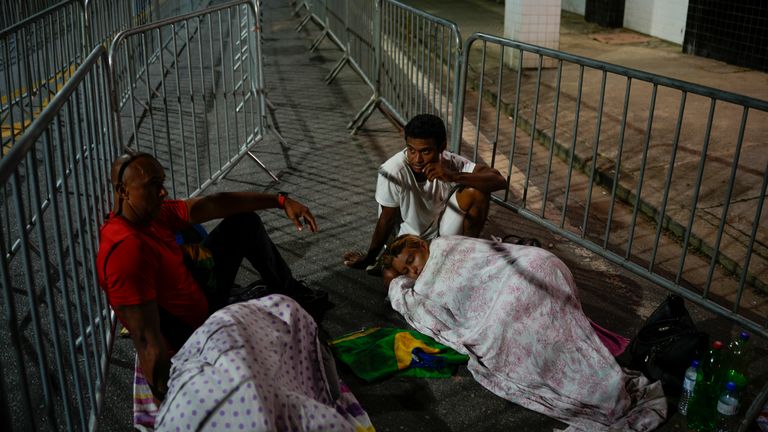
xmin=389 ymin=236 xmax=667 ymax=431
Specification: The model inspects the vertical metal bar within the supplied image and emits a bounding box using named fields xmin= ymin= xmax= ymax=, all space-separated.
xmin=472 ymin=41 xmax=486 ymax=163
xmin=625 ymin=84 xmax=658 ymax=259
xmin=218 ymin=11 xmax=232 ymax=163
xmin=187 ymin=17 xmax=202 ymax=191
xmin=677 ymin=99 xmax=716 ymax=285
xmin=503 ymin=50 xmax=524 ymax=203
xmin=490 ymin=46 xmax=505 ymax=169
xmin=541 ymin=59 xmax=563 ymax=217
xmin=649 ymin=91 xmax=687 ymax=272
xmin=157 ymin=26 xmax=176 ymax=197
xmin=523 ymin=55 xmax=544 ymax=207
xmin=208 ymin=13 xmax=222 ymax=170
xmin=142 ymin=31 xmax=158 ymax=156
xmin=170 ymin=22 xmax=189 ymax=197
xmin=603 ymin=77 xmax=633 ymax=248
xmin=580 ymin=69 xmax=607 ymax=238
xmin=228 ymin=8 xmax=241 ymax=164
xmin=703 ymin=107 xmax=749 ymax=298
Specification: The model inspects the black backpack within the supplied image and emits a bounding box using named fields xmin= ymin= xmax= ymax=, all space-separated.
xmin=629 ymin=294 xmax=710 ymax=396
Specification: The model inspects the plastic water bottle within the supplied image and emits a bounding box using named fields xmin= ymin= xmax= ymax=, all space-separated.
xmin=688 ymin=340 xmax=725 ymax=432
xmin=679 ymin=359 xmax=700 ymax=415
xmin=722 ymin=331 xmax=750 ymax=394
xmin=715 ymin=381 xmax=739 ymax=432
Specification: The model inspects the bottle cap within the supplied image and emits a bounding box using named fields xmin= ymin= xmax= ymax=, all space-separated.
xmin=739 ymin=331 xmax=750 ymax=341
xmin=726 ymin=381 xmax=737 ymax=391
xmin=691 ymin=359 xmax=700 ymax=367
xmin=712 ymin=340 xmax=724 ymax=350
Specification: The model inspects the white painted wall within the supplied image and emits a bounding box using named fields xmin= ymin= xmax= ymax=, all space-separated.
xmin=561 ymin=0 xmax=586 ymax=15
xmin=623 ymin=0 xmax=689 ymax=45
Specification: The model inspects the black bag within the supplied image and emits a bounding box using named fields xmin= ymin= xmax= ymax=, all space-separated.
xmin=629 ymin=294 xmax=710 ymax=396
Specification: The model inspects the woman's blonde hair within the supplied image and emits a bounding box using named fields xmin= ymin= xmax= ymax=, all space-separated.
xmin=380 ymin=234 xmax=423 ymax=271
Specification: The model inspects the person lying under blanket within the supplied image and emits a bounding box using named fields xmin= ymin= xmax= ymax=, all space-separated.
xmin=154 ymin=295 xmax=373 ymax=432
xmin=381 ymin=234 xmax=667 ymax=431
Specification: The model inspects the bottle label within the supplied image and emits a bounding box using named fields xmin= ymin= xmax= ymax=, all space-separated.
xmin=683 ymin=377 xmax=696 ymax=391
xmin=717 ymin=400 xmax=738 ymax=416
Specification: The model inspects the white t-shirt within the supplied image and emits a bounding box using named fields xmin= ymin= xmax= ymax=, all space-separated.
xmin=375 ymin=150 xmax=475 ymax=239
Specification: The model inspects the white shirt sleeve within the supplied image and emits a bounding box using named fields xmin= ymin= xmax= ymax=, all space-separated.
xmin=375 ymin=164 xmax=401 ymax=208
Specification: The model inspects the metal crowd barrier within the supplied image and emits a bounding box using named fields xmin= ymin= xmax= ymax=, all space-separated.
xmin=323 ymin=0 xmax=376 ymax=90
xmin=295 ymin=0 xmax=327 ymax=34
xmin=1 ymin=0 xmax=63 ymax=32
xmin=108 ymin=0 xmax=284 ymax=200
xmin=454 ymin=33 xmax=768 ymax=430
xmin=1 ymin=0 xmax=86 ymax=156
xmin=298 ymin=0 xmax=462 ymax=136
xmin=347 ymin=1 xmax=463 ymax=138
xmin=84 ymin=0 xmax=154 ymax=49
xmin=0 ymin=45 xmax=117 ymax=431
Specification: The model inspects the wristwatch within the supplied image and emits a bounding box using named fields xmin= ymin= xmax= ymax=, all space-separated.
xmin=277 ymin=191 xmax=289 ymax=209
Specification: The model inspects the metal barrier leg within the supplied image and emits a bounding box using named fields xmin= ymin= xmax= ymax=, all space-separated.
xmin=246 ymin=151 xmax=280 ymax=182
xmin=325 ymin=54 xmax=349 ymax=84
xmin=348 ymin=95 xmax=380 ymax=133
xmin=295 ymin=13 xmax=312 ymax=31
xmin=309 ymin=28 xmax=328 ymax=52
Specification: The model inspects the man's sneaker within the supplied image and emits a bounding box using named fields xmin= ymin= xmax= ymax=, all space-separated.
xmin=290 ymin=281 xmax=335 ymax=322
xmin=227 ymin=281 xmax=271 ymax=305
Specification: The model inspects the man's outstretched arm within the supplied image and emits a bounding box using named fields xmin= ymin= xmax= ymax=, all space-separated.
xmin=423 ymin=163 xmax=507 ymax=194
xmin=186 ymin=192 xmax=317 ymax=232
xmin=116 ymin=302 xmax=170 ymax=401
xmin=343 ymin=205 xmax=399 ymax=269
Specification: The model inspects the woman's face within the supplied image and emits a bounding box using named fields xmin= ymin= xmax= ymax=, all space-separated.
xmin=392 ymin=238 xmax=430 ymax=279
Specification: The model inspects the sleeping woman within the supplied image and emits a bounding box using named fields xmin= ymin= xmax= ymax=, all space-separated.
xmin=381 ymin=234 xmax=667 ymax=431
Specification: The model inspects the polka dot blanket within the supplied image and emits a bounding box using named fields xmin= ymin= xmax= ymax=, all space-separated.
xmin=153 ymin=295 xmax=374 ymax=431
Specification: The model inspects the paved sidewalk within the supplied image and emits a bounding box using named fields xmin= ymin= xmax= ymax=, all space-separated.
xmin=97 ymin=1 xmax=767 ymax=431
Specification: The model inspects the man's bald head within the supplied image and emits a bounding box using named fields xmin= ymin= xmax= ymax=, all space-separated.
xmin=111 ymin=151 xmax=158 ymax=191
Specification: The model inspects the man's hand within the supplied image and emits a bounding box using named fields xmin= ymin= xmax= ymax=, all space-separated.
xmin=422 ymin=159 xmax=457 ymax=182
xmin=283 ymin=197 xmax=318 ymax=232
xmin=343 ymin=250 xmax=374 ymax=269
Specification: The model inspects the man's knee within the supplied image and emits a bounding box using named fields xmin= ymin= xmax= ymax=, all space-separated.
xmin=456 ymin=187 xmax=490 ymax=213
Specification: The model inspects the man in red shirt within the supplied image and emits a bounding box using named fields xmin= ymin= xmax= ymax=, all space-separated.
xmin=97 ymin=151 xmax=327 ymax=400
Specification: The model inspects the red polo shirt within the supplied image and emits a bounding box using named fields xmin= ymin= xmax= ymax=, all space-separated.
xmin=97 ymin=200 xmax=208 ymax=331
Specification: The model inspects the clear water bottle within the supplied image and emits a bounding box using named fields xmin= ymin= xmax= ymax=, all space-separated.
xmin=679 ymin=359 xmax=700 ymax=415
xmin=715 ymin=381 xmax=739 ymax=432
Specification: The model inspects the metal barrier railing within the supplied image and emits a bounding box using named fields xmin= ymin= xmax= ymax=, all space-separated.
xmin=299 ymin=0 xmax=461 ymax=136
xmin=84 ymin=0 xmax=154 ymax=49
xmin=0 ymin=0 xmax=63 ymax=32
xmin=347 ymin=0 xmax=462 ymax=138
xmin=0 ymin=45 xmax=117 ymax=431
xmin=455 ymin=32 xmax=768 ymax=430
xmin=323 ymin=0 xmax=376 ymax=90
xmin=108 ymin=0 xmax=284 ymax=200
xmin=1 ymin=0 xmax=86 ymax=155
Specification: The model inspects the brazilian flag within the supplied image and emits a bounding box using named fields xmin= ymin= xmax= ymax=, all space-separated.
xmin=329 ymin=327 xmax=469 ymax=382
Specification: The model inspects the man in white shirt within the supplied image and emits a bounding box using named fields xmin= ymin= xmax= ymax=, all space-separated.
xmin=343 ymin=114 xmax=506 ymax=271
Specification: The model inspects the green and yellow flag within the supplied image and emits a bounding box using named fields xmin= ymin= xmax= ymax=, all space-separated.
xmin=329 ymin=327 xmax=469 ymax=382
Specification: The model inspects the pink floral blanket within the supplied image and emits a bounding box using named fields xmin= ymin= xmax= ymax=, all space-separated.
xmin=389 ymin=236 xmax=667 ymax=431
